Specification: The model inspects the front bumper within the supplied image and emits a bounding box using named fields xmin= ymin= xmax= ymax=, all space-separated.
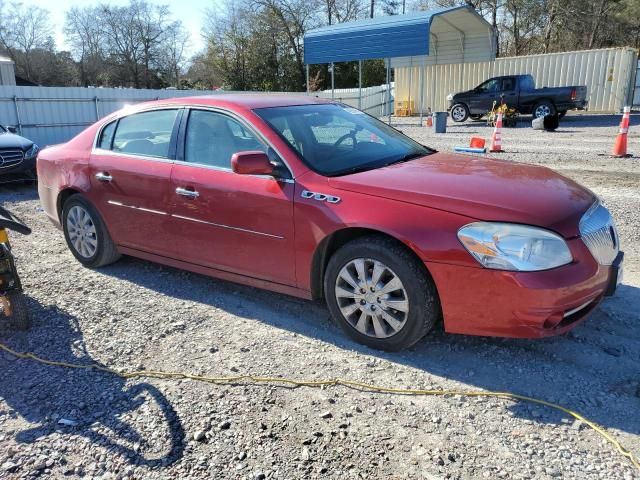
xmin=0 ymin=155 xmax=36 ymax=181
xmin=427 ymin=238 xmax=621 ymax=338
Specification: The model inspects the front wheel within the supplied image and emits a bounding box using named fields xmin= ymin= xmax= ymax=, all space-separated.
xmin=324 ymin=236 xmax=440 ymax=351
xmin=450 ymin=103 xmax=469 ymax=122
xmin=2 ymin=292 xmax=31 ymax=330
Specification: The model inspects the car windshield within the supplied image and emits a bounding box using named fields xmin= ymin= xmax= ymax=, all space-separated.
xmin=254 ymin=104 xmax=434 ymax=176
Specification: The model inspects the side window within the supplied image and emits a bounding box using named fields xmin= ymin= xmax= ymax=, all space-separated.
xmin=98 ymin=121 xmax=116 ymax=150
xmin=478 ymin=79 xmax=500 ymax=93
xmin=184 ymin=110 xmax=266 ymax=169
xmin=112 ymin=109 xmax=178 ymax=159
xmin=502 ymin=77 xmax=516 ymax=91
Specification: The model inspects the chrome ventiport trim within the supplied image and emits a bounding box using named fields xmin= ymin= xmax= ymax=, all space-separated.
xmin=579 ymin=200 xmax=619 ymax=266
xmin=301 ymin=190 xmax=341 ymax=204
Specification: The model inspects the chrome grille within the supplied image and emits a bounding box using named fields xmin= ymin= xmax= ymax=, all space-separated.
xmin=579 ymin=201 xmax=619 ymax=265
xmin=0 ymin=149 xmax=24 ymax=169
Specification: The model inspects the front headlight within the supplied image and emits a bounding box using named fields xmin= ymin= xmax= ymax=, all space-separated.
xmin=457 ymin=222 xmax=573 ymax=271
xmin=446 ymin=93 xmax=453 ymax=101
xmin=25 ymin=144 xmax=39 ymax=159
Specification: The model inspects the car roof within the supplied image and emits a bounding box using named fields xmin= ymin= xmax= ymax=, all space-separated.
xmin=141 ymin=93 xmax=335 ymax=110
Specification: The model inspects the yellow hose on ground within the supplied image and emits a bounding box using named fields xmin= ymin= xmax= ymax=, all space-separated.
xmin=1 ymin=341 xmax=638 ymax=473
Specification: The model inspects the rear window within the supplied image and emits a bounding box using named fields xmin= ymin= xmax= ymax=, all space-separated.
xmin=98 ymin=121 xmax=116 ymax=149
xmin=111 ymin=109 xmax=178 ymax=159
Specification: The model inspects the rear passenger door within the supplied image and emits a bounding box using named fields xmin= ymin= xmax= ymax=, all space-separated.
xmin=87 ymin=108 xmax=181 ymax=256
xmin=469 ymin=78 xmax=501 ymax=114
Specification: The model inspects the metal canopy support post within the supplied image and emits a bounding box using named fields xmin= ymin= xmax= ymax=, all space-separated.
xmin=419 ymin=64 xmax=425 ymax=124
xmin=12 ymin=96 xmax=22 ymax=135
xmin=408 ymin=56 xmax=413 ymax=118
xmin=358 ymin=60 xmax=362 ymax=110
xmin=306 ymin=64 xmax=310 ymax=94
xmin=331 ymin=62 xmax=335 ymax=100
xmin=386 ymin=58 xmax=391 ymax=125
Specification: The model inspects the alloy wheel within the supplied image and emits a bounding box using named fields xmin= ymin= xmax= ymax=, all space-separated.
xmin=66 ymin=205 xmax=98 ymax=258
xmin=334 ymin=258 xmax=409 ymax=339
xmin=451 ymin=106 xmax=466 ymax=122
xmin=535 ymin=104 xmax=552 ymax=118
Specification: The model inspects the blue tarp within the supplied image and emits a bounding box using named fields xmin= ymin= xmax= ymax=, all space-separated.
xmin=304 ymin=6 xmax=468 ymax=64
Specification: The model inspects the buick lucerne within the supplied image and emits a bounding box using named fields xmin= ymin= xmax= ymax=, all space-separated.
xmin=37 ymin=95 xmax=623 ymax=351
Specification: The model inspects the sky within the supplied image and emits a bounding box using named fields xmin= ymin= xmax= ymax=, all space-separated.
xmin=19 ymin=0 xmax=221 ymax=55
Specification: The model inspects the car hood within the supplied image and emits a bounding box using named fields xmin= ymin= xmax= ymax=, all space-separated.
xmin=0 ymin=133 xmax=33 ymax=150
xmin=327 ymin=153 xmax=594 ymax=238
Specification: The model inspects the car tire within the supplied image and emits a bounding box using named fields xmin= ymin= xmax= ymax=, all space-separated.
xmin=450 ymin=103 xmax=469 ymax=122
xmin=62 ymin=194 xmax=121 ymax=268
xmin=533 ymin=101 xmax=556 ymax=118
xmin=324 ymin=235 xmax=440 ymax=351
xmin=3 ymin=292 xmax=31 ymax=330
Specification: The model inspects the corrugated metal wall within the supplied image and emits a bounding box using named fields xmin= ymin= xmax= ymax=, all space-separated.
xmin=0 ymin=86 xmax=220 ymax=147
xmin=0 ymin=85 xmax=394 ymax=148
xmin=395 ymin=47 xmax=638 ymax=114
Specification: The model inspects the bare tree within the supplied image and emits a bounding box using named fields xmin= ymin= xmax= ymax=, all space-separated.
xmin=65 ymin=6 xmax=105 ymax=86
xmin=0 ymin=3 xmax=53 ymax=81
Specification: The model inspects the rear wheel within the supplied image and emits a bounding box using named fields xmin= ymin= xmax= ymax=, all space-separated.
xmin=533 ymin=101 xmax=556 ymax=118
xmin=450 ymin=103 xmax=469 ymax=122
xmin=324 ymin=236 xmax=440 ymax=351
xmin=62 ymin=195 xmax=120 ymax=268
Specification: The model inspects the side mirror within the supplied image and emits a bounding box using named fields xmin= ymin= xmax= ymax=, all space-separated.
xmin=6 ymin=126 xmax=17 ymax=134
xmin=231 ymin=151 xmax=274 ymax=176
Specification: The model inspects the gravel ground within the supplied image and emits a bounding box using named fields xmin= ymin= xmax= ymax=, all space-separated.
xmin=0 ymin=113 xmax=639 ymax=480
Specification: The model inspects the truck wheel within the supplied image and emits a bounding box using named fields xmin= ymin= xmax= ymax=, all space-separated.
xmin=533 ymin=101 xmax=556 ymax=118
xmin=324 ymin=235 xmax=440 ymax=351
xmin=450 ymin=104 xmax=469 ymax=122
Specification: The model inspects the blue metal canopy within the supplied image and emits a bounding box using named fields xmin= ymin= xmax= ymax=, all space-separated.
xmin=304 ymin=5 xmax=487 ymax=65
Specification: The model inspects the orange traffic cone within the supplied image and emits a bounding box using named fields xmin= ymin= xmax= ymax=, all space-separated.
xmin=425 ymin=115 xmax=433 ymax=128
xmin=612 ymin=106 xmax=631 ymax=157
xmin=489 ymin=112 xmax=504 ymax=153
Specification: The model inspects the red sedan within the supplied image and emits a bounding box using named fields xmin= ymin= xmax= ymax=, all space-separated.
xmin=37 ymin=95 xmax=623 ymax=351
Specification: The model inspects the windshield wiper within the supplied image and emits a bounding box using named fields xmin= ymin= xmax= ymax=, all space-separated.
xmin=383 ymin=151 xmax=428 ymax=167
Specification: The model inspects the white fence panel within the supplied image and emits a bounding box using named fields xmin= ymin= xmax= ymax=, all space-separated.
xmin=312 ymin=84 xmax=394 ymax=116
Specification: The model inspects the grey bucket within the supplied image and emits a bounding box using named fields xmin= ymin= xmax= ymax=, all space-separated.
xmin=433 ymin=112 xmax=447 ymax=133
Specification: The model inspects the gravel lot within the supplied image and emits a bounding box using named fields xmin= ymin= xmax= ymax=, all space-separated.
xmin=1 ymin=113 xmax=639 ymax=479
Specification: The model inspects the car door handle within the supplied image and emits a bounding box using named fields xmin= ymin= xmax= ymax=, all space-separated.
xmin=176 ymin=187 xmax=199 ymax=199
xmin=95 ymin=172 xmax=112 ymax=182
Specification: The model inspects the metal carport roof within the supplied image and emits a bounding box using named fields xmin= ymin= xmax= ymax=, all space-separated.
xmin=303 ymin=5 xmax=494 ymax=65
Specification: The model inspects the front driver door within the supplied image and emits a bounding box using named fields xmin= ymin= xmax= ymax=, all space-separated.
xmin=469 ymin=78 xmax=501 ymax=114
xmin=169 ymin=108 xmax=296 ymax=286
xmin=87 ymin=108 xmax=181 ymax=256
